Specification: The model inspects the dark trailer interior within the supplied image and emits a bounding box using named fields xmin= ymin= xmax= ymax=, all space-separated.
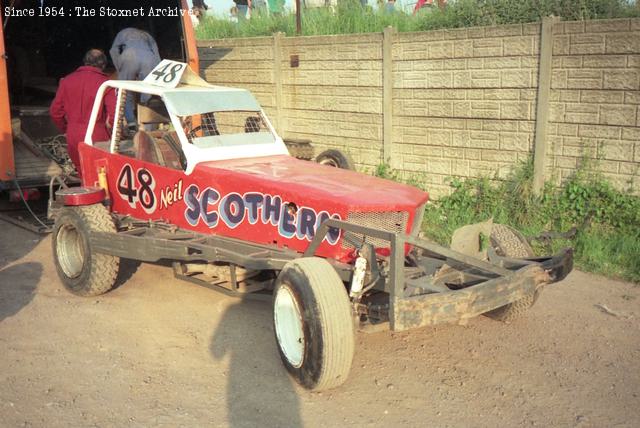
xmin=2 ymin=0 xmax=188 ymax=186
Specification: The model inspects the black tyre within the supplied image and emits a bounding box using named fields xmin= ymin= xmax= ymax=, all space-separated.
xmin=315 ymin=149 xmax=355 ymax=170
xmin=273 ymin=258 xmax=355 ymax=391
xmin=52 ymin=204 xmax=120 ymax=296
xmin=485 ymin=224 xmax=537 ymax=322
xmin=490 ymin=223 xmax=534 ymax=258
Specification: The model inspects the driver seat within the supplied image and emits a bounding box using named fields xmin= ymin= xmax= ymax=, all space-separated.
xmin=133 ymin=131 xmax=159 ymax=164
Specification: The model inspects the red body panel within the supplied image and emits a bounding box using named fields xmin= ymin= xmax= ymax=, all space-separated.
xmin=79 ymin=145 xmax=429 ymax=261
xmin=199 ymin=156 xmax=427 ymax=211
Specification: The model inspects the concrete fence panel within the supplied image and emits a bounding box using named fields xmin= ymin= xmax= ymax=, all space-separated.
xmin=198 ymin=17 xmax=640 ymax=198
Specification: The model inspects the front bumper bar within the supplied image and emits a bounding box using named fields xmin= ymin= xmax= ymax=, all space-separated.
xmin=393 ymin=248 xmax=572 ymax=330
xmin=307 ymin=220 xmax=574 ymax=331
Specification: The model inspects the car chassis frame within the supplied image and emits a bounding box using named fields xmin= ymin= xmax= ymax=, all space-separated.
xmin=74 ymin=205 xmax=572 ymax=332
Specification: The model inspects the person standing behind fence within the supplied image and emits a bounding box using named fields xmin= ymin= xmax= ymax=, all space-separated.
xmin=109 ymin=28 xmax=161 ymax=130
xmin=252 ymin=0 xmax=267 ymax=15
xmin=233 ymin=0 xmax=251 ymax=20
xmin=267 ymin=0 xmax=285 ymax=15
xmin=191 ymin=0 xmax=209 ymax=26
xmin=385 ymin=0 xmax=396 ymax=13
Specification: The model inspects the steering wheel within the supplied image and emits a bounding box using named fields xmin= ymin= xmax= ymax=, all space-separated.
xmin=163 ymin=131 xmax=188 ymax=171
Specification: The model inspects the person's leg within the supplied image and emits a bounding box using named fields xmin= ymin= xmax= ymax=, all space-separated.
xmin=123 ymin=92 xmax=136 ymax=125
xmin=237 ymin=4 xmax=248 ymax=20
xmin=138 ymin=54 xmax=161 ymax=105
xmin=64 ymin=131 xmax=82 ymax=177
xmin=117 ymin=52 xmax=141 ymax=126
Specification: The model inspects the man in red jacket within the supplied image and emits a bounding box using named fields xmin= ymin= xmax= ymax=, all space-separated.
xmin=49 ymin=49 xmax=117 ymax=176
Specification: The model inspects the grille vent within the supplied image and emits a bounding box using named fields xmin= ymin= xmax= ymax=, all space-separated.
xmin=342 ymin=211 xmax=409 ymax=249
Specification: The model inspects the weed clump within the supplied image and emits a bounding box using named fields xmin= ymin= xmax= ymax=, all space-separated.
xmin=376 ymin=158 xmax=640 ymax=283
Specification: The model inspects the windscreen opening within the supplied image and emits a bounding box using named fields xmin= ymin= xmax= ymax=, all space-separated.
xmin=180 ymin=111 xmax=275 ymax=148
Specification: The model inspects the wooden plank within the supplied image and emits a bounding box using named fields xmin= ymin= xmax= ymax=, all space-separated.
xmin=13 ymin=141 xmax=62 ymax=180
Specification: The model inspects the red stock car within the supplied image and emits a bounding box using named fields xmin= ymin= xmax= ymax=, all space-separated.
xmin=49 ymin=61 xmax=573 ymax=391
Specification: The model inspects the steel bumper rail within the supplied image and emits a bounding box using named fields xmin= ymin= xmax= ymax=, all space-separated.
xmin=307 ymin=219 xmax=574 ymax=331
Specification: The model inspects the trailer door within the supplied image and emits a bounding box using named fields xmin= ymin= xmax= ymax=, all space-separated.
xmin=0 ymin=18 xmax=15 ymax=182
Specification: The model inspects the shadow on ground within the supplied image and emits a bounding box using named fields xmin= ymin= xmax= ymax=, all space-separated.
xmin=210 ymin=298 xmax=303 ymax=428
xmin=112 ymin=258 xmax=142 ymax=290
xmin=0 ymin=262 xmax=42 ymax=322
xmin=0 ymin=223 xmax=45 ymax=321
xmin=0 ymin=220 xmax=45 ymax=270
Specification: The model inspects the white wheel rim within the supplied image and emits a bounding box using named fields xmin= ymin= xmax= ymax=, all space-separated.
xmin=274 ymin=285 xmax=305 ymax=368
xmin=57 ymin=224 xmax=84 ymax=278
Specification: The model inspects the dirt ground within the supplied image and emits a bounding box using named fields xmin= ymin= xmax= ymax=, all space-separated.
xmin=1 ymin=221 xmax=639 ymax=428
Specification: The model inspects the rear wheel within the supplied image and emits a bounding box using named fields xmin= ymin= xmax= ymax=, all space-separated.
xmin=273 ymin=258 xmax=355 ymax=391
xmin=315 ymin=149 xmax=355 ymax=170
xmin=52 ymin=204 xmax=120 ymax=296
xmin=485 ymin=224 xmax=537 ymax=322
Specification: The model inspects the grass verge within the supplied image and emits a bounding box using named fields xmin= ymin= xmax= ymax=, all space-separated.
xmin=196 ymin=0 xmax=640 ymax=39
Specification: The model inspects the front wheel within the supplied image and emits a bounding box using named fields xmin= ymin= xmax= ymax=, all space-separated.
xmin=52 ymin=204 xmax=120 ymax=296
xmin=273 ymin=258 xmax=355 ymax=391
xmin=485 ymin=224 xmax=537 ymax=322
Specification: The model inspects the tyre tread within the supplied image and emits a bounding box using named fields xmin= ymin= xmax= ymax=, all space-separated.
xmin=75 ymin=204 xmax=119 ymax=296
xmin=486 ymin=224 xmax=536 ymax=322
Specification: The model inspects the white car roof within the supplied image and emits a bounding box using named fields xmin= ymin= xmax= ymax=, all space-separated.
xmin=84 ymin=61 xmax=289 ymax=174
xmin=105 ymin=80 xmax=262 ymax=116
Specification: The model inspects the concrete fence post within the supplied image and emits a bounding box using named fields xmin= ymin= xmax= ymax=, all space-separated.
xmin=383 ymin=26 xmax=396 ymax=165
xmin=532 ymin=16 xmax=558 ymax=195
xmin=273 ymin=32 xmax=284 ymax=133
